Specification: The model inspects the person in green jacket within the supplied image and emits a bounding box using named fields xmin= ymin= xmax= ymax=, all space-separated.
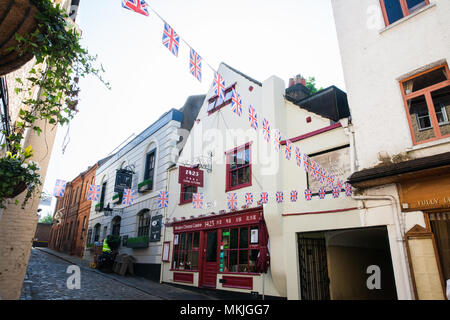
xmin=102 ymin=236 xmax=111 ymax=253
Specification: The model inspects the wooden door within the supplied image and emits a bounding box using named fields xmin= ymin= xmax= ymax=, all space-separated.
xmin=200 ymin=231 xmax=218 ymax=288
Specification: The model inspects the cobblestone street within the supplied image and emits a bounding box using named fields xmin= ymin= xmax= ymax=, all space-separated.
xmin=20 ymin=249 xmax=160 ymax=300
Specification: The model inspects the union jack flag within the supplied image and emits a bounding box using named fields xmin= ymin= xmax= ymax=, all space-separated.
xmin=227 ymin=193 xmax=237 ymax=210
xmin=192 ymin=193 xmax=204 ymax=209
xmin=320 ymin=168 xmax=327 ymax=185
xmin=189 ymin=49 xmax=202 ymax=82
xmin=304 ymin=189 xmax=313 ymax=201
xmin=336 ymin=179 xmax=344 ymax=190
xmin=295 ymin=147 xmax=302 ymax=167
xmin=303 ymin=154 xmax=310 ymax=172
xmin=245 ymin=193 xmax=253 ymax=206
xmin=290 ymin=190 xmax=298 ymax=202
xmin=313 ymin=163 xmax=321 ymax=181
xmin=276 ymin=191 xmax=284 ymax=203
xmin=231 ymin=88 xmax=242 ymax=116
xmin=262 ymin=119 xmax=270 ymax=142
xmin=53 ymin=179 xmax=67 ymax=197
xmin=285 ymin=140 xmax=292 ymax=160
xmin=122 ymin=188 xmax=135 ymax=206
xmin=158 ymin=191 xmax=169 ymax=208
xmin=260 ymin=192 xmax=268 ymax=204
xmin=213 ymin=72 xmax=226 ymax=100
xmin=332 ymin=186 xmax=340 ymax=199
xmin=87 ymin=184 xmax=100 ymax=201
xmin=274 ymin=130 xmax=281 ymax=152
xmin=121 ymin=0 xmax=149 ymax=16
xmin=327 ymin=174 xmax=335 ymax=189
xmin=345 ymin=183 xmax=352 ymax=197
xmin=318 ymin=187 xmax=326 ymax=200
xmin=162 ymin=23 xmax=180 ymax=57
xmin=248 ymin=105 xmax=258 ymax=130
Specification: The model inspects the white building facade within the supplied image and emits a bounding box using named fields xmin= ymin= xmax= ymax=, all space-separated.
xmin=332 ymin=0 xmax=450 ymax=300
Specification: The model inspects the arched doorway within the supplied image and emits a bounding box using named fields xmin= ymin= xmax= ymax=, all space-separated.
xmin=111 ymin=216 xmax=121 ymax=236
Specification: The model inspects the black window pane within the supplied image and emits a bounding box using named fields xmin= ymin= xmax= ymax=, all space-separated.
xmin=238 ymin=250 xmax=249 ymax=272
xmin=406 ymin=0 xmax=426 ymax=12
xmin=180 ymin=233 xmax=186 ymax=250
xmin=193 ymin=232 xmax=200 ymax=248
xmin=191 ymin=252 xmax=199 ymax=270
xmin=187 ymin=233 xmax=193 ymax=250
xmin=206 ymin=232 xmax=217 ymax=262
xmin=384 ymin=0 xmax=404 ymax=24
xmin=229 ymin=250 xmax=238 ymax=272
xmin=249 ymin=249 xmax=259 ymax=272
xmin=240 ymin=227 xmax=249 ymax=249
xmin=230 ymin=228 xmax=239 ymax=249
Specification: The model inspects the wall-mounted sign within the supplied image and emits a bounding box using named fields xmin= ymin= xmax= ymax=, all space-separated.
xmin=114 ymin=169 xmax=133 ymax=193
xmin=150 ymin=215 xmax=162 ymax=242
xmin=178 ymin=166 xmax=204 ymax=187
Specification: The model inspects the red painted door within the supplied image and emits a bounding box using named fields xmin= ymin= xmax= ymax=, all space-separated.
xmin=200 ymin=231 xmax=218 ymax=288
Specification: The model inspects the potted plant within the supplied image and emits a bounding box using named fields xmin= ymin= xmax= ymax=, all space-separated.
xmin=138 ymin=179 xmax=153 ymax=193
xmin=126 ymin=236 xmax=149 ymax=249
xmin=95 ymin=202 xmax=103 ymax=212
xmin=0 ymin=147 xmax=41 ymax=209
xmin=106 ymin=235 xmax=121 ymax=251
xmin=112 ymin=192 xmax=123 ymax=204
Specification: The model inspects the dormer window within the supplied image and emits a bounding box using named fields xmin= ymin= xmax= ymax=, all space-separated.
xmin=207 ymin=84 xmax=236 ymax=115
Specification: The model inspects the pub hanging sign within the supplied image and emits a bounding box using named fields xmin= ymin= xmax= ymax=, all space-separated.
xmin=114 ymin=169 xmax=133 ymax=193
xmin=178 ymin=165 xmax=204 ymax=187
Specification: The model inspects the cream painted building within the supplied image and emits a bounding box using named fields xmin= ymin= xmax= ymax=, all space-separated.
xmin=332 ymin=0 xmax=449 ymax=299
xmin=160 ymin=63 xmax=403 ymax=300
xmin=0 ymin=0 xmax=81 ymax=300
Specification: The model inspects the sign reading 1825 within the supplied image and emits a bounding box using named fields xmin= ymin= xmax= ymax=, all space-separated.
xmin=114 ymin=169 xmax=133 ymax=193
xmin=178 ymin=166 xmax=204 ymax=187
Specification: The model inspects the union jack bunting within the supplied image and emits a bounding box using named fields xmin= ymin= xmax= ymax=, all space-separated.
xmin=303 ymin=154 xmax=310 ymax=172
xmin=304 ymin=189 xmax=313 ymax=201
xmin=158 ymin=191 xmax=169 ymax=208
xmin=231 ymin=89 xmax=242 ymax=116
xmin=285 ymin=140 xmax=292 ymax=160
xmin=213 ymin=72 xmax=226 ymax=100
xmin=332 ymin=186 xmax=340 ymax=199
xmin=248 ymin=105 xmax=258 ymax=130
xmin=274 ymin=130 xmax=281 ymax=152
xmin=327 ymin=174 xmax=335 ymax=189
xmin=245 ymin=193 xmax=253 ymax=206
xmin=189 ymin=49 xmax=202 ymax=82
xmin=290 ymin=190 xmax=298 ymax=202
xmin=87 ymin=184 xmax=100 ymax=201
xmin=192 ymin=193 xmax=204 ymax=209
xmin=262 ymin=119 xmax=270 ymax=142
xmin=319 ymin=168 xmax=327 ymax=185
xmin=295 ymin=147 xmax=302 ymax=167
xmin=314 ymin=163 xmax=321 ymax=181
xmin=276 ymin=191 xmax=284 ymax=203
xmin=318 ymin=187 xmax=326 ymax=200
xmin=336 ymin=179 xmax=344 ymax=190
xmin=122 ymin=188 xmax=135 ymax=206
xmin=227 ymin=193 xmax=237 ymax=210
xmin=162 ymin=23 xmax=180 ymax=57
xmin=53 ymin=179 xmax=67 ymax=197
xmin=345 ymin=183 xmax=352 ymax=197
xmin=121 ymin=0 xmax=149 ymax=16
xmin=260 ymin=192 xmax=268 ymax=204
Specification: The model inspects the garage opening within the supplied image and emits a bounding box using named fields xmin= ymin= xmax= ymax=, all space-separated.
xmin=298 ymin=226 xmax=398 ymax=300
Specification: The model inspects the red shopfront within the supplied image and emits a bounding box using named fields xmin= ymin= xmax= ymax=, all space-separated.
xmin=170 ymin=207 xmax=269 ymax=291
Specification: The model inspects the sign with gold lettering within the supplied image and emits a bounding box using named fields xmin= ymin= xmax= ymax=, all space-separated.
xmin=398 ymin=174 xmax=450 ymax=212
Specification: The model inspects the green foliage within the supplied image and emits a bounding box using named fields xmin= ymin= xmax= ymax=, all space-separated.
xmin=0 ymin=0 xmax=109 ymax=209
xmin=106 ymin=235 xmax=121 ymax=251
xmin=305 ymin=77 xmax=323 ymax=95
xmin=86 ymin=243 xmax=94 ymax=248
xmin=138 ymin=179 xmax=153 ymax=189
xmin=39 ymin=213 xmax=53 ymax=224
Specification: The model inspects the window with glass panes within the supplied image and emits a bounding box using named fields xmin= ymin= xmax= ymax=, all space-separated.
xmin=144 ymin=149 xmax=156 ymax=185
xmin=380 ymin=0 xmax=429 ymax=26
xmin=226 ymin=143 xmax=252 ymax=191
xmin=180 ymin=184 xmax=197 ymax=204
xmin=137 ymin=210 xmax=150 ymax=237
xmin=172 ymin=232 xmax=200 ymax=271
xmin=220 ymin=226 xmax=259 ymax=273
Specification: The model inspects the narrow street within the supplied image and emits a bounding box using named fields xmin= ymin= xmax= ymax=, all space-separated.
xmin=20 ymin=248 xmax=219 ymax=300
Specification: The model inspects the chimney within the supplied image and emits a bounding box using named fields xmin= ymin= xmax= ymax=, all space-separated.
xmin=286 ymin=74 xmax=310 ymax=101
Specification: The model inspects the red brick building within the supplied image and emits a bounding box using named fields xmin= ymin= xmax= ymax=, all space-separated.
xmin=49 ymin=163 xmax=99 ymax=257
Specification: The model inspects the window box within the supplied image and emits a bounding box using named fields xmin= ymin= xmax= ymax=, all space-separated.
xmin=95 ymin=202 xmax=103 ymax=212
xmin=126 ymin=236 xmax=149 ymax=249
xmin=138 ymin=179 xmax=153 ymax=193
xmin=112 ymin=192 xmax=123 ymax=204
xmin=86 ymin=243 xmax=94 ymax=251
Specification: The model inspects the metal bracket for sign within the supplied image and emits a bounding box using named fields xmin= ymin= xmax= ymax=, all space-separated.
xmin=180 ymin=154 xmax=212 ymax=173
xmin=103 ymin=203 xmax=124 ymax=217
xmin=118 ymin=164 xmax=135 ymax=174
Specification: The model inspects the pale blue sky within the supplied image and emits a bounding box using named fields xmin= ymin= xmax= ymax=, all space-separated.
xmin=40 ymin=0 xmax=345 ymax=216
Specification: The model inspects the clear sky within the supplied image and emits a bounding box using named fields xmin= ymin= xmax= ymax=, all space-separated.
xmin=40 ymin=0 xmax=346 ymax=217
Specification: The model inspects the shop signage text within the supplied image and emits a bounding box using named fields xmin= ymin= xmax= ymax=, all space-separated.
xmin=174 ymin=211 xmax=261 ymax=232
xmin=179 ymin=166 xmax=204 ymax=187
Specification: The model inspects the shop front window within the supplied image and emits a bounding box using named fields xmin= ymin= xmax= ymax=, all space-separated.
xmin=172 ymin=232 xmax=200 ymax=271
xmin=220 ymin=225 xmax=259 ymax=273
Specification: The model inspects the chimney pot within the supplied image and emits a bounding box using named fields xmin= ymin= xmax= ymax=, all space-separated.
xmin=288 ymin=78 xmax=295 ymax=87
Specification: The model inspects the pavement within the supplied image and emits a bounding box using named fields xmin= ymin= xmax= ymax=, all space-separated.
xmin=20 ymin=247 xmax=218 ymax=300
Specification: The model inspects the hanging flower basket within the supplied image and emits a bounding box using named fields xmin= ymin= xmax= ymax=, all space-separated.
xmin=0 ymin=0 xmax=39 ymax=76
xmin=9 ymin=181 xmax=27 ymax=198
xmin=112 ymin=193 xmax=123 ymax=205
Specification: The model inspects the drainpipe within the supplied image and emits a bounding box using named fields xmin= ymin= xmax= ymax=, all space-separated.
xmin=352 ymin=194 xmax=413 ymax=300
